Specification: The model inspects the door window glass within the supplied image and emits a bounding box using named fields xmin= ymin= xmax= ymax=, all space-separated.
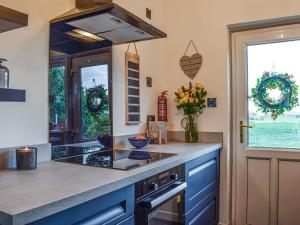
xmin=81 ymin=65 xmax=110 ymax=140
xmin=248 ymin=40 xmax=300 ymax=149
xmin=49 ymin=66 xmax=65 ymax=127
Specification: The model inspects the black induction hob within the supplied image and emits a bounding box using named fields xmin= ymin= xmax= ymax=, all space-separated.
xmin=52 ymin=145 xmax=177 ymax=171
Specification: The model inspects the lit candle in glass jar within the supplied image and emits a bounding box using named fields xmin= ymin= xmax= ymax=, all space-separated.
xmin=16 ymin=147 xmax=37 ymax=170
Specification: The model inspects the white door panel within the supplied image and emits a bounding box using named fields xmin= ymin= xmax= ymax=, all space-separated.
xmin=278 ymin=160 xmax=300 ymax=225
xmin=246 ymin=158 xmax=271 ymax=225
xmin=232 ymin=24 xmax=300 ymax=225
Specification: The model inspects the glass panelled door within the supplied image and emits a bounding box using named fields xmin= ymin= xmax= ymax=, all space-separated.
xmin=71 ymin=53 xmax=112 ymax=143
xmin=80 ymin=64 xmax=110 ymax=140
xmin=232 ymin=24 xmax=300 ymax=225
xmin=247 ymin=41 xmax=300 ymax=149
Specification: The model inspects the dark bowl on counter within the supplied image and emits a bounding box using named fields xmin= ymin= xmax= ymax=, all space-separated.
xmin=128 ymin=137 xmax=150 ymax=149
xmin=97 ymin=135 xmax=113 ymax=148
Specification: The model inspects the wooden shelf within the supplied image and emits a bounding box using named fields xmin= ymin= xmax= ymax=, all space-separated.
xmin=0 ymin=5 xmax=28 ymax=33
xmin=0 ymin=88 xmax=26 ymax=102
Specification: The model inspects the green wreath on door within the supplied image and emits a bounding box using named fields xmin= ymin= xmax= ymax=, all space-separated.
xmin=250 ymin=71 xmax=299 ymax=120
xmin=86 ymin=85 xmax=108 ymax=115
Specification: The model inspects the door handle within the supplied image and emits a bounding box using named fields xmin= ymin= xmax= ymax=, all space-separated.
xmin=138 ymin=181 xmax=187 ymax=209
xmin=240 ymin=121 xmax=253 ymax=143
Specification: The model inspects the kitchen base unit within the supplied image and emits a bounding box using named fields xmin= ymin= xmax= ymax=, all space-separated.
xmin=135 ymin=165 xmax=186 ymax=225
xmin=185 ymin=150 xmax=220 ymax=225
xmin=0 ymin=143 xmax=222 ymax=225
xmin=28 ymin=185 xmax=135 ymax=225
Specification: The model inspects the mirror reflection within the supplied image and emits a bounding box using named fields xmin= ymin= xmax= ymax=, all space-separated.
xmin=49 ymin=24 xmax=112 ymax=147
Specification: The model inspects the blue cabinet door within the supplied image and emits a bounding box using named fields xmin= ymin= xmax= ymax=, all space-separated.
xmin=29 ymin=185 xmax=135 ymax=225
xmin=118 ymin=216 xmax=134 ymax=225
xmin=185 ymin=190 xmax=218 ymax=225
xmin=185 ymin=150 xmax=220 ymax=225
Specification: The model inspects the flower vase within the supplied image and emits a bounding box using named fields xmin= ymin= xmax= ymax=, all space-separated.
xmin=184 ymin=116 xmax=198 ymax=143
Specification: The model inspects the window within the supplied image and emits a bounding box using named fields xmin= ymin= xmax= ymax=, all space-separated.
xmin=81 ymin=65 xmax=110 ymax=140
xmin=49 ymin=65 xmax=66 ymax=127
xmin=247 ymin=40 xmax=300 ymax=149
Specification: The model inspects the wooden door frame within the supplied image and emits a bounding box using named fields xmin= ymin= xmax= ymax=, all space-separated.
xmin=229 ymin=16 xmax=300 ymax=225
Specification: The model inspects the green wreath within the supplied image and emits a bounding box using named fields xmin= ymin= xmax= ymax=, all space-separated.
xmin=86 ymin=85 xmax=108 ymax=115
xmin=250 ymin=72 xmax=299 ymax=120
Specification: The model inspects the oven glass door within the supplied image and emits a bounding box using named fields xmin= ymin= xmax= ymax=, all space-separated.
xmin=136 ymin=180 xmax=186 ymax=225
xmin=147 ymin=191 xmax=184 ymax=225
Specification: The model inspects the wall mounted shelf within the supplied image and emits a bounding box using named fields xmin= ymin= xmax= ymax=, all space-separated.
xmin=0 ymin=88 xmax=26 ymax=102
xmin=0 ymin=5 xmax=28 ymax=33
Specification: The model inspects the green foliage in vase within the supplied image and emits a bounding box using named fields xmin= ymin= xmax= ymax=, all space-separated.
xmin=175 ymin=82 xmax=207 ymax=143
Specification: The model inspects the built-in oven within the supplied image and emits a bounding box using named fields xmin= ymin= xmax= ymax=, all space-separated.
xmin=135 ymin=165 xmax=186 ymax=225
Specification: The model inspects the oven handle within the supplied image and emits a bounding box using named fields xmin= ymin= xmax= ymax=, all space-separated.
xmin=139 ymin=181 xmax=187 ymax=209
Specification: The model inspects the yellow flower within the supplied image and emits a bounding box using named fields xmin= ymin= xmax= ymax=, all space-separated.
xmin=195 ymin=98 xmax=199 ymax=104
xmin=179 ymin=92 xmax=185 ymax=98
xmin=189 ymin=97 xmax=195 ymax=103
xmin=195 ymin=82 xmax=204 ymax=89
xmin=181 ymin=96 xmax=189 ymax=104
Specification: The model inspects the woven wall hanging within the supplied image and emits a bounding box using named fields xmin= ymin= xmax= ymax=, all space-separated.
xmin=180 ymin=40 xmax=203 ymax=80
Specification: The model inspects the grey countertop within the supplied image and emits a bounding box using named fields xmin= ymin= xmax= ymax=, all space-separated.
xmin=0 ymin=142 xmax=222 ymax=225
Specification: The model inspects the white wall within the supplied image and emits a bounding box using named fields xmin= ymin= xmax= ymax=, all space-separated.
xmin=112 ymin=0 xmax=166 ymax=136
xmin=0 ymin=0 xmax=74 ymax=148
xmin=163 ymin=0 xmax=300 ymax=224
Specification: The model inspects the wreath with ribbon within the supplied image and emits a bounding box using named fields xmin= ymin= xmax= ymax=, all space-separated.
xmin=250 ymin=72 xmax=299 ymax=120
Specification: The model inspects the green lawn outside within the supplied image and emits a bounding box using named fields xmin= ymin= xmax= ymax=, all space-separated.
xmin=248 ymin=117 xmax=300 ymax=149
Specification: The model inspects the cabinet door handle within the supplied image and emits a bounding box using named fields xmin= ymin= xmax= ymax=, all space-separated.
xmin=76 ymin=204 xmax=125 ymax=225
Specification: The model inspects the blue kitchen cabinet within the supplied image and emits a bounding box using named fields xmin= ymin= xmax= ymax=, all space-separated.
xmin=185 ymin=150 xmax=220 ymax=225
xmin=28 ymin=185 xmax=135 ymax=225
xmin=117 ymin=216 xmax=134 ymax=225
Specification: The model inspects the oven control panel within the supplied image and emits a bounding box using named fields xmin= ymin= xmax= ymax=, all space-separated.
xmin=135 ymin=164 xmax=184 ymax=199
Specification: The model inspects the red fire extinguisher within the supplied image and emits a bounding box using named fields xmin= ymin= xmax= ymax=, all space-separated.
xmin=158 ymin=91 xmax=168 ymax=121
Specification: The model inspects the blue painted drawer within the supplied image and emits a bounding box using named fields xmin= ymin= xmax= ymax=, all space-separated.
xmin=185 ymin=190 xmax=218 ymax=225
xmin=185 ymin=150 xmax=220 ymax=213
xmin=29 ymin=185 xmax=134 ymax=225
xmin=118 ymin=216 xmax=134 ymax=225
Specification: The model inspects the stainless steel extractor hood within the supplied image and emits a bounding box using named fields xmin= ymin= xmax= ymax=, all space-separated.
xmin=50 ymin=0 xmax=166 ymax=53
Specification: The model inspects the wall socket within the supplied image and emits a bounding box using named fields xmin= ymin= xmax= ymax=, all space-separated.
xmin=146 ymin=8 xmax=152 ymax=19
xmin=207 ymin=98 xmax=217 ymax=108
xmin=146 ymin=77 xmax=152 ymax=87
